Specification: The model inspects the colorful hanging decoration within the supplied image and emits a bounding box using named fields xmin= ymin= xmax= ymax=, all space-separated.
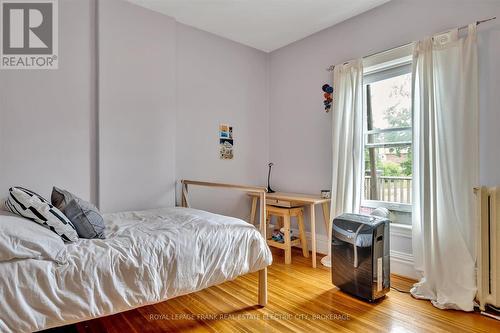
xmin=322 ymin=84 xmax=333 ymax=113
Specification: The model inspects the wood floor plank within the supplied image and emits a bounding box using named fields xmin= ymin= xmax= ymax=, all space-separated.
xmin=67 ymin=248 xmax=500 ymax=333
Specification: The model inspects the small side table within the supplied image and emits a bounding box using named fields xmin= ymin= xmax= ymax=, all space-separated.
xmin=248 ymin=192 xmax=331 ymax=268
xmin=266 ymin=205 xmax=309 ymax=264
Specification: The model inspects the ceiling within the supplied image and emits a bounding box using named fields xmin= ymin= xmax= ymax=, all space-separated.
xmin=126 ymin=0 xmax=391 ymax=52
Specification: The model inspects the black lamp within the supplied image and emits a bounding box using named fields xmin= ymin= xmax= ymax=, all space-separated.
xmin=267 ymin=163 xmax=275 ymax=193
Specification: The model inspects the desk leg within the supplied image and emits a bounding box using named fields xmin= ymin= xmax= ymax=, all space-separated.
xmin=310 ymin=204 xmax=316 ymax=268
xmin=321 ymin=202 xmax=331 ymax=267
xmin=258 ymin=192 xmax=267 ymax=306
xmin=297 ymin=210 xmax=309 ymax=258
xmin=250 ymin=197 xmax=258 ymax=225
xmin=283 ymin=214 xmax=292 ymax=264
xmin=322 ymin=202 xmax=330 ymax=232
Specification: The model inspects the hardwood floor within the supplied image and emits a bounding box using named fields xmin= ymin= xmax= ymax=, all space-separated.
xmin=59 ymin=248 xmax=499 ymax=333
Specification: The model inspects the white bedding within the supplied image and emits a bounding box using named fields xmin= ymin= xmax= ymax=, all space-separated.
xmin=0 ymin=207 xmax=272 ymax=333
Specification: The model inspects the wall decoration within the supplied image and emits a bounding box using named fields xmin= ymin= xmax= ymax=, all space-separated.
xmin=322 ymin=84 xmax=333 ymax=112
xmin=219 ymin=124 xmax=234 ymax=159
xmin=219 ymin=124 xmax=229 ymax=138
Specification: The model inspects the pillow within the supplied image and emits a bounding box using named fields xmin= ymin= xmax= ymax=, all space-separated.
xmin=5 ymin=187 xmax=78 ymax=242
xmin=0 ymin=210 xmax=67 ymax=263
xmin=51 ymin=187 xmax=105 ymax=239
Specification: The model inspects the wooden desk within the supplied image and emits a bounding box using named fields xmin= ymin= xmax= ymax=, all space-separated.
xmin=248 ymin=192 xmax=331 ymax=268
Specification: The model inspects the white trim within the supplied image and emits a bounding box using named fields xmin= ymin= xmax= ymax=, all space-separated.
xmin=362 ymin=200 xmax=412 ymax=213
xmin=289 ymin=228 xmax=329 ymax=255
xmin=389 ymin=223 xmax=417 ymax=278
xmin=390 ymin=250 xmax=417 ymax=279
xmin=363 ymin=43 xmax=414 ymax=73
xmin=390 ymin=222 xmax=412 ymax=238
xmin=361 ymin=48 xmax=414 ymax=215
xmin=363 ymin=60 xmax=412 ymax=83
xmin=390 ymin=249 xmax=414 ymax=262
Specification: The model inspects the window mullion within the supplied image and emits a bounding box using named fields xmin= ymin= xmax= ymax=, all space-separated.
xmin=364 ymin=142 xmax=412 ymax=149
xmin=366 ymin=127 xmax=411 ymax=135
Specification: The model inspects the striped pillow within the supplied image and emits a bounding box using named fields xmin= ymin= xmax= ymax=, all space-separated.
xmin=5 ymin=187 xmax=78 ymax=242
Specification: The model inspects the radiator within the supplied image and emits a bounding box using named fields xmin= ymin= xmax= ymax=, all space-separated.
xmin=476 ymin=186 xmax=500 ymax=311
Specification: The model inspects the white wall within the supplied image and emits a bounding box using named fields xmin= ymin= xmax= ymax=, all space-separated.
xmin=0 ymin=0 xmax=94 ymax=201
xmin=0 ymin=0 xmax=268 ymax=219
xmin=268 ymin=0 xmax=500 ymax=277
xmin=98 ymin=0 xmax=176 ymax=213
xmin=175 ymin=23 xmax=269 ymax=220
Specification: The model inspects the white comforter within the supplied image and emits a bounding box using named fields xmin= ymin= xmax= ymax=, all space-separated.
xmin=0 ymin=207 xmax=272 ymax=333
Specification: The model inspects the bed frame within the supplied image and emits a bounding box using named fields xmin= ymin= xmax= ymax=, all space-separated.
xmin=180 ymin=180 xmax=268 ymax=306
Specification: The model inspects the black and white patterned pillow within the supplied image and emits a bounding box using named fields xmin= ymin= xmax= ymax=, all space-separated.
xmin=5 ymin=187 xmax=78 ymax=242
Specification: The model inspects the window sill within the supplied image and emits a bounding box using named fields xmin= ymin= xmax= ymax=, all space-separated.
xmin=362 ymin=200 xmax=412 ymax=213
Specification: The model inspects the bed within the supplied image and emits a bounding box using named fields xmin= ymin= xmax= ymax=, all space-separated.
xmin=0 ymin=181 xmax=271 ymax=333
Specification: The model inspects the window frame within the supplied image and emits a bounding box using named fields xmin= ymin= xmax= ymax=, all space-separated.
xmin=361 ymin=58 xmax=413 ymax=213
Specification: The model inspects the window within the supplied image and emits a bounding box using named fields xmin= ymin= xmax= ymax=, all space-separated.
xmin=362 ymin=55 xmax=412 ymax=213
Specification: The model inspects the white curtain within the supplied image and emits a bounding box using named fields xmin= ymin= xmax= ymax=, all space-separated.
xmin=411 ymin=24 xmax=479 ymax=311
xmin=322 ymin=60 xmax=364 ymax=267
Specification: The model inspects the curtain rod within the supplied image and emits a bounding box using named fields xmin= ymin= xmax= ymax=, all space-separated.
xmin=326 ymin=16 xmax=496 ymax=72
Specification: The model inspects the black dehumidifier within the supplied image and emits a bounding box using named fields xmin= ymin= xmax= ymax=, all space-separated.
xmin=331 ymin=213 xmax=390 ymax=301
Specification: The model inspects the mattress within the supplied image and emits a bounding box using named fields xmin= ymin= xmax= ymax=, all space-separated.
xmin=0 ymin=207 xmax=272 ymax=333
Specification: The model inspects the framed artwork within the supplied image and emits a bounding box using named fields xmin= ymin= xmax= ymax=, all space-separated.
xmin=219 ymin=124 xmax=234 ymax=159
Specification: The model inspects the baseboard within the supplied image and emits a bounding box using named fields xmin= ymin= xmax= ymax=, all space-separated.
xmin=288 ymin=227 xmax=329 ymax=255
xmin=390 ymin=250 xmax=418 ymax=279
xmin=388 ymin=223 xmax=417 ymax=279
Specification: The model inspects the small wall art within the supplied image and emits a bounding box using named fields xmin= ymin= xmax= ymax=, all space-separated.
xmin=219 ymin=124 xmax=234 ymax=159
xmin=322 ymin=84 xmax=333 ymax=112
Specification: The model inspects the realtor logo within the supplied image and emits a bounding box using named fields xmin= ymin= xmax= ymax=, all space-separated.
xmin=1 ymin=0 xmax=58 ymax=69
